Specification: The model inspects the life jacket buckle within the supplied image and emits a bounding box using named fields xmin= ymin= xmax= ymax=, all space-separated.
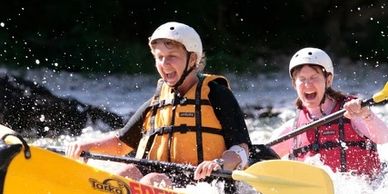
xmin=172 ymin=98 xmax=180 ymax=106
xmin=179 ymin=124 xmax=188 ymax=133
xmin=365 ymin=141 xmax=372 ymax=150
xmin=159 ymin=100 xmax=166 ymax=108
xmin=180 ymin=97 xmax=187 ymax=105
xmin=312 ymin=143 xmax=320 ymax=152
xmin=160 ymin=126 xmax=171 ymax=134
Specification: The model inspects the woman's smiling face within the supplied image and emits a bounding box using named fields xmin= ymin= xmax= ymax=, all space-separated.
xmin=292 ymin=65 xmax=332 ymax=109
xmin=151 ymin=40 xmax=190 ymax=86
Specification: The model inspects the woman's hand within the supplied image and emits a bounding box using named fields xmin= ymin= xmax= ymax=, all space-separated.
xmin=194 ymin=160 xmax=222 ymax=180
xmin=140 ymin=172 xmax=172 ymax=189
xmin=65 ymin=142 xmax=90 ymax=160
xmin=344 ymin=99 xmax=372 ymax=120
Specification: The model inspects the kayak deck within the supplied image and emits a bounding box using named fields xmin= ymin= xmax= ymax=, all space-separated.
xmin=3 ymin=146 xmax=181 ymax=194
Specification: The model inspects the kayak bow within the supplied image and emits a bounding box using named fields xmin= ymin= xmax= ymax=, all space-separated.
xmin=0 ymin=141 xmax=180 ymax=194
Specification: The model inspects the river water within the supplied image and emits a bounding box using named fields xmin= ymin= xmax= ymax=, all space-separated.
xmin=5 ymin=65 xmax=388 ymax=194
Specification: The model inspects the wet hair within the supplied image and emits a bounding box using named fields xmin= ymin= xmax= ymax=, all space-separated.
xmin=291 ymin=64 xmax=346 ymax=109
xmin=149 ymin=38 xmax=206 ymax=71
xmin=150 ymin=38 xmax=183 ymax=50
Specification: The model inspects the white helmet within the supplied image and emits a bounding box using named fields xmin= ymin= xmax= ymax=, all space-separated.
xmin=289 ymin=47 xmax=334 ymax=78
xmin=149 ymin=22 xmax=203 ymax=64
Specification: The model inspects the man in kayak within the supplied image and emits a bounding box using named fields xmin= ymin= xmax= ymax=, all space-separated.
xmin=66 ymin=21 xmax=252 ymax=188
xmin=270 ymin=47 xmax=388 ymax=178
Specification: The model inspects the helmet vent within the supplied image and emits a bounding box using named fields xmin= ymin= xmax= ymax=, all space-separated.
xmin=170 ymin=27 xmax=175 ymax=30
xmin=308 ymin=52 xmax=312 ymax=55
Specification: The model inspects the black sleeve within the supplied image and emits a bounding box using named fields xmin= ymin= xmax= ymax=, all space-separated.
xmin=117 ymin=98 xmax=151 ymax=149
xmin=208 ymin=81 xmax=252 ymax=149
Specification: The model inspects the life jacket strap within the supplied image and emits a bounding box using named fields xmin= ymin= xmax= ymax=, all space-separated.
xmin=194 ymin=74 xmax=205 ymax=163
xmin=149 ymin=98 xmax=211 ymax=110
xmin=292 ymin=140 xmax=378 ymax=157
xmin=154 ymin=125 xmax=223 ymax=135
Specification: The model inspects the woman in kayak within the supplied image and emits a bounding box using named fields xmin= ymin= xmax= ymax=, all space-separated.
xmin=66 ymin=21 xmax=252 ymax=189
xmin=270 ymin=47 xmax=388 ymax=178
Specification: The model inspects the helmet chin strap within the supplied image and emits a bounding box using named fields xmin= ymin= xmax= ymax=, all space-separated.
xmin=171 ymin=52 xmax=195 ymax=91
xmin=319 ymin=97 xmax=327 ymax=117
xmin=319 ymin=80 xmax=330 ymax=116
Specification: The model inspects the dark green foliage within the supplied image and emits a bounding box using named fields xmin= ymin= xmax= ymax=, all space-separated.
xmin=0 ymin=0 xmax=387 ymax=74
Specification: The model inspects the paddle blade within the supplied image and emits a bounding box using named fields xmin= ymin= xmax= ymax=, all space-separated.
xmin=372 ymin=81 xmax=388 ymax=103
xmin=232 ymin=160 xmax=334 ymax=194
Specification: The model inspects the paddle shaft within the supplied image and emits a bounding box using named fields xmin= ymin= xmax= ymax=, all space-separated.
xmin=48 ymin=147 xmax=232 ymax=178
xmin=48 ymin=147 xmax=334 ymax=194
xmin=266 ymin=97 xmax=383 ymax=147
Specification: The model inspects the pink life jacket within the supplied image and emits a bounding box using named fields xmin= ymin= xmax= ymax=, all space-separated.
xmin=291 ymin=97 xmax=381 ymax=177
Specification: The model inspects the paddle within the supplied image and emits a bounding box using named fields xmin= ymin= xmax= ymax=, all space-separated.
xmin=47 ymin=147 xmax=333 ymax=194
xmin=47 ymin=146 xmax=232 ymax=178
xmin=266 ymin=81 xmax=388 ymax=146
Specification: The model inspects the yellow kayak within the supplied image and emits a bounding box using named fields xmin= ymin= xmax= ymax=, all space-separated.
xmin=1 ymin=141 xmax=180 ymax=194
xmin=1 ymin=131 xmax=334 ymax=194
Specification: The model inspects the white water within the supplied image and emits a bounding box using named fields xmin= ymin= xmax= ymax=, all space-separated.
xmin=4 ymin=65 xmax=388 ymax=194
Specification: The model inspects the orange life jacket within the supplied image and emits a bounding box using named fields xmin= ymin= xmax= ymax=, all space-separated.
xmin=291 ymin=97 xmax=381 ymax=176
xmin=138 ymin=74 xmax=229 ymax=165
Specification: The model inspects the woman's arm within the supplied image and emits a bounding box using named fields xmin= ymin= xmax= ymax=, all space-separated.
xmin=350 ymin=112 xmax=388 ymax=144
xmin=117 ymin=98 xmax=152 ymax=148
xmin=194 ymin=81 xmax=250 ymax=180
xmin=344 ymin=99 xmax=388 ymax=144
xmin=66 ymin=99 xmax=151 ymax=159
xmin=270 ymin=119 xmax=295 ymax=158
xmin=208 ymin=81 xmax=251 ymax=168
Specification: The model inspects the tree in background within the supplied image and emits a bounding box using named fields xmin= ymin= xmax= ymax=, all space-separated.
xmin=0 ymin=0 xmax=387 ymax=74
